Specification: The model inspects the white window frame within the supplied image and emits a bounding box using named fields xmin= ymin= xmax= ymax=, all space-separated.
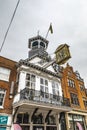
xmin=40 ymin=77 xmax=49 ymax=99
xmin=52 ymin=81 xmax=59 ymax=96
xmin=67 ymin=79 xmax=76 ymax=88
xmin=0 ymin=67 xmax=11 ymax=82
xmin=40 ymin=77 xmax=48 ymax=93
xmin=25 ymin=73 xmax=36 ymax=89
xmin=0 ymin=88 xmax=6 ymax=108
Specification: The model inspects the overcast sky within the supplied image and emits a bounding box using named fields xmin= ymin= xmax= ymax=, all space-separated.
xmin=0 ymin=0 xmax=87 ymax=87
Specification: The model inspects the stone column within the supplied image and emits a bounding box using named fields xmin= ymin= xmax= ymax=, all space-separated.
xmin=56 ymin=113 xmax=60 ymax=130
xmin=30 ymin=122 xmax=33 ymax=130
xmin=65 ymin=113 xmax=69 ymax=130
xmin=44 ymin=123 xmax=46 ymax=130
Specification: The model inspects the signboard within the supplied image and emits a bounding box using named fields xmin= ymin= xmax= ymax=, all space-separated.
xmin=55 ymin=44 xmax=71 ymax=65
xmin=0 ymin=116 xmax=8 ymax=125
xmin=0 ymin=127 xmax=6 ymax=130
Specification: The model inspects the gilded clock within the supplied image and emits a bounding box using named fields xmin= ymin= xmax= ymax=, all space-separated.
xmin=55 ymin=44 xmax=71 ymax=65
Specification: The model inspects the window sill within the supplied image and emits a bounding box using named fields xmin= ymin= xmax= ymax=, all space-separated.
xmin=0 ymin=106 xmax=4 ymax=109
xmin=0 ymin=79 xmax=9 ymax=82
xmin=71 ymin=104 xmax=80 ymax=108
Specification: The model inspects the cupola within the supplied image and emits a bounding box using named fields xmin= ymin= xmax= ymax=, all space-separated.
xmin=28 ymin=35 xmax=49 ymax=59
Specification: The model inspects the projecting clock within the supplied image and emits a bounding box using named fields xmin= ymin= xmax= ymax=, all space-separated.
xmin=55 ymin=44 xmax=71 ymax=65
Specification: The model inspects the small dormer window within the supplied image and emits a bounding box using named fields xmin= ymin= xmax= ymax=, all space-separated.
xmin=32 ymin=41 xmax=38 ymax=49
xmin=40 ymin=42 xmax=45 ymax=49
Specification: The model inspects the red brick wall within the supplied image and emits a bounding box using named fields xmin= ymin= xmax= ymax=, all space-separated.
xmin=0 ymin=56 xmax=17 ymax=114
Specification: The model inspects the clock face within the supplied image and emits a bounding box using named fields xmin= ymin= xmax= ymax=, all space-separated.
xmin=57 ymin=50 xmax=65 ymax=61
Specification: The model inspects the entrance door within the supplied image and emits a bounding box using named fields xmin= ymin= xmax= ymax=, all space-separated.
xmin=33 ymin=126 xmax=44 ymax=130
xmin=46 ymin=126 xmax=57 ymax=130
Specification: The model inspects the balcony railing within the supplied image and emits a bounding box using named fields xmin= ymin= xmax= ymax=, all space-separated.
xmin=20 ymin=88 xmax=70 ymax=107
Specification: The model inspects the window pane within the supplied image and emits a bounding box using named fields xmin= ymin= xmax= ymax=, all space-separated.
xmin=26 ymin=73 xmax=36 ymax=89
xmin=0 ymin=88 xmax=5 ymax=92
xmin=26 ymin=74 xmax=30 ymax=80
xmin=70 ymin=93 xmax=79 ymax=105
xmin=45 ymin=87 xmax=48 ymax=93
xmin=40 ymin=78 xmax=44 ymax=84
xmin=0 ymin=67 xmax=10 ymax=81
xmin=45 ymin=80 xmax=48 ymax=86
xmin=40 ymin=85 xmax=44 ymax=92
xmin=22 ymin=126 xmax=29 ymax=130
xmin=55 ymin=83 xmax=59 ymax=89
xmin=32 ymin=41 xmax=38 ymax=49
xmin=17 ymin=114 xmax=22 ymax=123
xmin=0 ymin=89 xmax=6 ymax=107
xmin=0 ymin=101 xmax=2 ymax=105
xmin=31 ymin=75 xmax=35 ymax=82
xmin=26 ymin=81 xmax=30 ymax=87
xmin=57 ymin=90 xmax=59 ymax=95
xmin=31 ymin=83 xmax=35 ymax=89
xmin=23 ymin=113 xmax=29 ymax=123
xmin=53 ymin=89 xmax=56 ymax=95
xmin=52 ymin=81 xmax=59 ymax=96
xmin=68 ymin=79 xmax=75 ymax=88
xmin=32 ymin=41 xmax=38 ymax=46
xmin=40 ymin=42 xmax=45 ymax=47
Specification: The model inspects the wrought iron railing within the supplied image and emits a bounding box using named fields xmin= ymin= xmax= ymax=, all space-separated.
xmin=20 ymin=88 xmax=70 ymax=107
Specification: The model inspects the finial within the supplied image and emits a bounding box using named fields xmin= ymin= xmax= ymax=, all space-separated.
xmin=37 ymin=30 xmax=40 ymax=36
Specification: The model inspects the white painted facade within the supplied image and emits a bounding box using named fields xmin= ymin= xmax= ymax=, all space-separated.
xmin=12 ymin=35 xmax=71 ymax=130
xmin=13 ymin=58 xmax=62 ymax=104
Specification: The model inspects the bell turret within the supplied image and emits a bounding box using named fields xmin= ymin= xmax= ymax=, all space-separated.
xmin=28 ymin=35 xmax=49 ymax=59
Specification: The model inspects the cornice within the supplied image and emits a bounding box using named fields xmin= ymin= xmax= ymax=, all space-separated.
xmin=17 ymin=60 xmax=62 ymax=78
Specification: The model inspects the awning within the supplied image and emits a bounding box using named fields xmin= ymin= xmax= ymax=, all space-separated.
xmin=13 ymin=123 xmax=22 ymax=130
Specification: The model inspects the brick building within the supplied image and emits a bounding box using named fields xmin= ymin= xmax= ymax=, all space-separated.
xmin=61 ymin=63 xmax=87 ymax=130
xmin=0 ymin=56 xmax=17 ymax=130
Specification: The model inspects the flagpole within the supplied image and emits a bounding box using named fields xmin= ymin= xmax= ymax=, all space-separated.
xmin=45 ymin=29 xmax=50 ymax=39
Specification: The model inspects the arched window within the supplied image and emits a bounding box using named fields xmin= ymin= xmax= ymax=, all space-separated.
xmin=32 ymin=41 xmax=38 ymax=49
xmin=40 ymin=42 xmax=45 ymax=49
xmin=46 ymin=115 xmax=56 ymax=124
xmin=33 ymin=114 xmax=44 ymax=124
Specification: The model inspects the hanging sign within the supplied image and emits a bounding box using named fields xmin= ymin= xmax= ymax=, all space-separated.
xmin=55 ymin=44 xmax=71 ymax=65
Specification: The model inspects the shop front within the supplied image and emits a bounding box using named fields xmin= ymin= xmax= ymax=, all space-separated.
xmin=12 ymin=98 xmax=71 ymax=130
xmin=16 ymin=111 xmax=57 ymax=130
xmin=68 ymin=114 xmax=86 ymax=130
